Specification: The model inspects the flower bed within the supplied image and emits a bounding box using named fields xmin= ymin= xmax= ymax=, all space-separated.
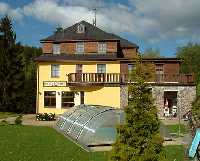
xmin=36 ymin=113 xmax=55 ymax=121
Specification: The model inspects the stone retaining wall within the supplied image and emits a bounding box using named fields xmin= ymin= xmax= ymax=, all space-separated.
xmin=120 ymin=85 xmax=196 ymax=119
xmin=152 ymin=85 xmax=196 ymax=118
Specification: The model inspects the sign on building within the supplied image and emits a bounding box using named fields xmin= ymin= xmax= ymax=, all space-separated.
xmin=43 ymin=81 xmax=67 ymax=87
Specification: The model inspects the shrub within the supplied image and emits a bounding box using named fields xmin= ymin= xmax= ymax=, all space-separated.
xmin=15 ymin=115 xmax=22 ymax=125
xmin=36 ymin=113 xmax=55 ymax=121
xmin=0 ymin=120 xmax=9 ymax=126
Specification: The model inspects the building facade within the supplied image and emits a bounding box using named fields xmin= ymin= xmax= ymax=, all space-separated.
xmin=35 ymin=21 xmax=196 ymax=118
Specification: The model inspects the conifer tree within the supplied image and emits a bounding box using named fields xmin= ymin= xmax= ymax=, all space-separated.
xmin=0 ymin=15 xmax=24 ymax=112
xmin=110 ymin=58 xmax=165 ymax=161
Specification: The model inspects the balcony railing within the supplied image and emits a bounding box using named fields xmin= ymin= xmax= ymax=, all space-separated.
xmin=67 ymin=73 xmax=195 ymax=85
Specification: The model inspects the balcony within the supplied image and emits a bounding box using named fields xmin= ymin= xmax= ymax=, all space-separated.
xmin=67 ymin=73 xmax=195 ymax=86
xmin=68 ymin=73 xmax=122 ymax=86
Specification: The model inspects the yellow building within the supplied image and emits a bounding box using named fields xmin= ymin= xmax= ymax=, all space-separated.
xmin=36 ymin=21 xmax=196 ymax=118
xmin=35 ymin=21 xmax=139 ymax=114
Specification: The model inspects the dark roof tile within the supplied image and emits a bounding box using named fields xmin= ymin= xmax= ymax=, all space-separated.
xmin=41 ymin=21 xmax=138 ymax=48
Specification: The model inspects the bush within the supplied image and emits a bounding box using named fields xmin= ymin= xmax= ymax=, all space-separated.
xmin=36 ymin=113 xmax=55 ymax=121
xmin=0 ymin=120 xmax=9 ymax=126
xmin=15 ymin=115 xmax=22 ymax=125
xmin=192 ymin=96 xmax=200 ymax=119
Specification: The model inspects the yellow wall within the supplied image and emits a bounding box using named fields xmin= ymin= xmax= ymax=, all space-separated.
xmin=37 ymin=61 xmax=121 ymax=114
xmin=84 ymin=87 xmax=120 ymax=107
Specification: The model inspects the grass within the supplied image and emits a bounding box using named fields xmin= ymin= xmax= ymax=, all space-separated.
xmin=0 ymin=112 xmax=18 ymax=119
xmin=0 ymin=125 xmax=108 ymax=161
xmin=166 ymin=124 xmax=187 ymax=134
xmin=165 ymin=145 xmax=185 ymax=161
xmin=0 ymin=125 xmax=185 ymax=161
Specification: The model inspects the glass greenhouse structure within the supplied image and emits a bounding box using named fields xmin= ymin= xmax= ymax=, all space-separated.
xmin=56 ymin=105 xmax=124 ymax=150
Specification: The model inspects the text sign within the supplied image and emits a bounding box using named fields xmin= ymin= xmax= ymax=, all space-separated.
xmin=43 ymin=81 xmax=67 ymax=87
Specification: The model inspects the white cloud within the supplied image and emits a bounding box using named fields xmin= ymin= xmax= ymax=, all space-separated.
xmin=130 ymin=0 xmax=200 ymax=40
xmin=0 ymin=2 xmax=23 ymax=20
xmin=1 ymin=0 xmax=200 ymax=44
xmin=64 ymin=0 xmax=105 ymax=8
xmin=23 ymin=0 xmax=94 ymax=27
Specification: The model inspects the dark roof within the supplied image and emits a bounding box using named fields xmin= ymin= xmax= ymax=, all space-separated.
xmin=35 ymin=54 xmax=181 ymax=63
xmin=142 ymin=58 xmax=181 ymax=62
xmin=35 ymin=53 xmax=123 ymax=62
xmin=118 ymin=57 xmax=181 ymax=63
xmin=41 ymin=21 xmax=138 ymax=48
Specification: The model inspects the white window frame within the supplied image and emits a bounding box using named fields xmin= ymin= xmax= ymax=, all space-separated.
xmin=44 ymin=91 xmax=56 ymax=108
xmin=155 ymin=64 xmax=164 ymax=74
xmin=97 ymin=64 xmax=106 ymax=73
xmin=52 ymin=44 xmax=60 ymax=55
xmin=128 ymin=64 xmax=135 ymax=73
xmin=51 ymin=64 xmax=60 ymax=77
xmin=61 ymin=91 xmax=75 ymax=108
xmin=76 ymin=42 xmax=84 ymax=54
xmin=98 ymin=42 xmax=107 ymax=54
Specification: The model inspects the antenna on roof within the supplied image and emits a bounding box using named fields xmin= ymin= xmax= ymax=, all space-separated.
xmin=92 ymin=8 xmax=97 ymax=26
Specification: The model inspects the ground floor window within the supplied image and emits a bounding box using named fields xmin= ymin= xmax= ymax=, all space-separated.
xmin=62 ymin=92 xmax=75 ymax=108
xmin=44 ymin=91 xmax=56 ymax=108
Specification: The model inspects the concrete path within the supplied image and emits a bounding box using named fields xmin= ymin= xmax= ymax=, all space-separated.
xmin=0 ymin=114 xmax=56 ymax=127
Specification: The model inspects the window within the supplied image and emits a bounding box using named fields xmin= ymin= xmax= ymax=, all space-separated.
xmin=98 ymin=42 xmax=107 ymax=53
xmin=76 ymin=42 xmax=84 ymax=53
xmin=44 ymin=91 xmax=56 ymax=108
xmin=53 ymin=44 xmax=60 ymax=55
xmin=128 ymin=64 xmax=135 ymax=73
xmin=155 ymin=64 xmax=164 ymax=74
xmin=97 ymin=64 xmax=106 ymax=73
xmin=155 ymin=64 xmax=164 ymax=82
xmin=51 ymin=64 xmax=60 ymax=77
xmin=62 ymin=92 xmax=75 ymax=108
xmin=77 ymin=24 xmax=85 ymax=33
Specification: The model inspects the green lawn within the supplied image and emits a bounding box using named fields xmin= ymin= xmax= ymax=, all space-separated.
xmin=0 ymin=125 xmax=185 ymax=161
xmin=166 ymin=124 xmax=187 ymax=134
xmin=0 ymin=112 xmax=18 ymax=119
xmin=165 ymin=145 xmax=185 ymax=161
xmin=0 ymin=125 xmax=108 ymax=161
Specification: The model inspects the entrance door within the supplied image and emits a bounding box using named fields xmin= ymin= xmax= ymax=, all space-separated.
xmin=164 ymin=91 xmax=177 ymax=117
xmin=80 ymin=91 xmax=84 ymax=104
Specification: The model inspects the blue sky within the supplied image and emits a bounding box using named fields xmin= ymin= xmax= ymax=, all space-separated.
xmin=1 ymin=0 xmax=200 ymax=57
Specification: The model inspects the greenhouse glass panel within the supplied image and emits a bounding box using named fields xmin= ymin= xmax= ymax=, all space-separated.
xmin=56 ymin=105 xmax=123 ymax=150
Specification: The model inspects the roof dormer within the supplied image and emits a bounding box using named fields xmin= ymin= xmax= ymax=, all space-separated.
xmin=77 ymin=23 xmax=85 ymax=33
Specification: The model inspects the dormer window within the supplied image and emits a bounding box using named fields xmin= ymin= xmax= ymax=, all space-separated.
xmin=77 ymin=24 xmax=85 ymax=33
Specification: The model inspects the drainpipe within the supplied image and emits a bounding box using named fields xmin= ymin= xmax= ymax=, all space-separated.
xmin=36 ymin=64 xmax=39 ymax=114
